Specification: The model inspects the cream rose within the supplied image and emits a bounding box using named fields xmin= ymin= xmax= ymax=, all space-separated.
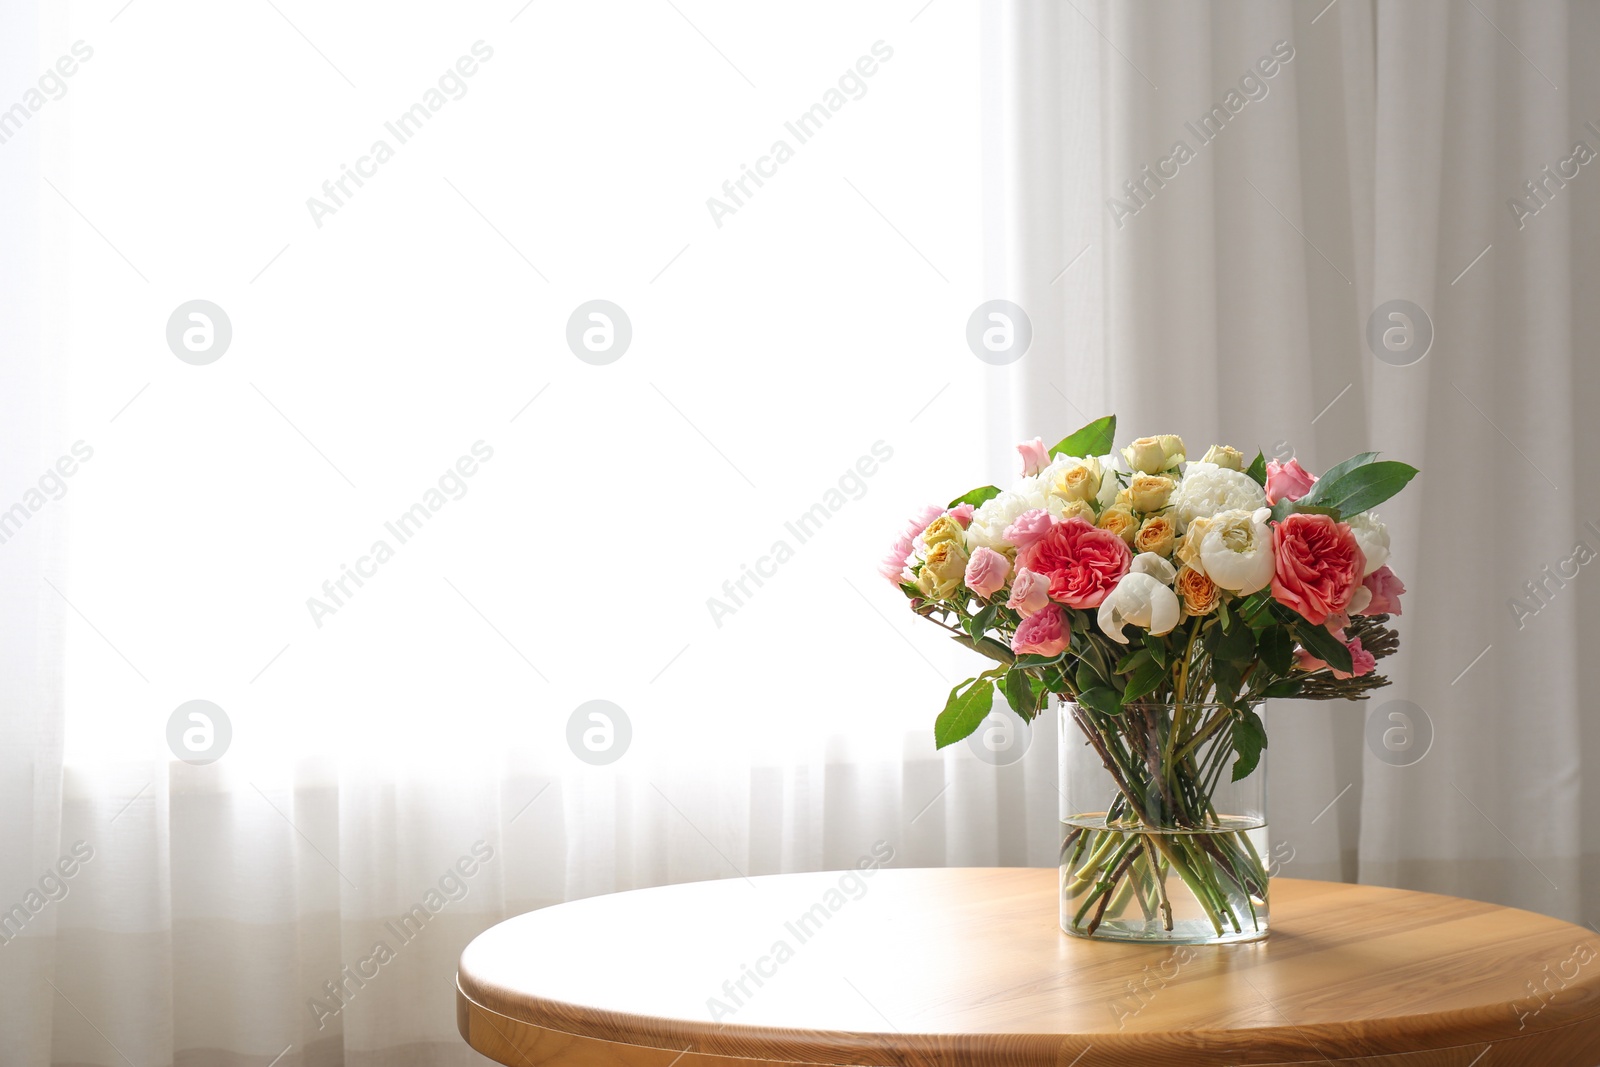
xmin=1134 ymin=515 xmax=1176 ymax=557
xmin=1175 ymin=565 xmax=1221 ymax=616
xmin=1048 ymin=455 xmax=1105 ymax=503
xmin=1123 ymin=434 xmax=1186 ymax=474
xmin=916 ymin=541 xmax=969 ymax=600
xmin=1200 ymin=444 xmax=1245 ymax=470
xmin=1097 ymin=504 xmax=1138 ymax=545
xmin=1128 ymin=474 xmax=1175 ymax=513
xmin=920 ymin=514 xmax=965 ymax=549
xmin=1175 ymin=516 xmax=1212 ymax=573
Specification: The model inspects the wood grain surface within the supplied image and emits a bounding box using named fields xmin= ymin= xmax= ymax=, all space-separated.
xmin=457 ymin=868 xmax=1600 ymax=1066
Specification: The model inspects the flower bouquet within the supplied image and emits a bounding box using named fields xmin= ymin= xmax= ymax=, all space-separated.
xmin=881 ymin=416 xmax=1415 ymax=944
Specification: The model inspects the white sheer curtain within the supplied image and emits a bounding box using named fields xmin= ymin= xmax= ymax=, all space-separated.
xmin=1 ymin=3 xmax=1065 ymax=1065
xmin=986 ymin=0 xmax=1599 ymax=916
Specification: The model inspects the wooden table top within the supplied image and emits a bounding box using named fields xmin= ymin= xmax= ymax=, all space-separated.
xmin=457 ymin=868 xmax=1600 ymax=1067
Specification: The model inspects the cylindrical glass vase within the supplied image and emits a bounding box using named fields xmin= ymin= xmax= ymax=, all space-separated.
xmin=1058 ymin=698 xmax=1269 ymax=945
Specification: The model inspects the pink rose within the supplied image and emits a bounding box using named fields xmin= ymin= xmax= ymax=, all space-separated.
xmin=1265 ymin=458 xmax=1318 ymax=505
xmin=964 ymin=547 xmax=1011 ymax=599
xmin=1003 ymin=508 xmax=1054 ymax=550
xmin=1011 ymin=603 xmax=1069 ymax=657
xmin=1360 ymin=565 xmax=1406 ymax=616
xmin=1018 ymin=517 xmax=1132 ymax=609
xmin=1270 ymin=514 xmax=1365 ymax=626
xmin=948 ymin=503 xmax=975 ymax=529
xmin=1017 ymin=437 xmax=1049 ymax=477
xmin=1007 ymin=567 xmax=1051 ymax=617
xmin=1295 ymin=635 xmax=1376 ymax=680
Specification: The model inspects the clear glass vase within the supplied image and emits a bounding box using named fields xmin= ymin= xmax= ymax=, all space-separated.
xmin=1058 ymin=698 xmax=1269 ymax=945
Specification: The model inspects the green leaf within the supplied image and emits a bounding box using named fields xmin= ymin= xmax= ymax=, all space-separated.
xmin=1114 ymin=648 xmax=1153 ymax=674
xmin=950 ymin=633 xmax=1016 ymax=665
xmin=966 ymin=605 xmax=997 ymax=644
xmin=1049 ymin=415 xmax=1117 ymax=459
xmin=1075 ymin=658 xmax=1099 ymax=693
xmin=1294 ymin=620 xmax=1353 ymax=674
xmin=1216 ymin=614 xmax=1257 ymax=662
xmin=1013 ymin=651 xmax=1067 ymax=670
xmin=1121 ymin=656 xmax=1167 ymax=703
xmin=1297 ymin=460 xmax=1418 ymax=518
xmin=1244 ymin=451 xmax=1268 ymax=486
xmin=948 ymin=485 xmax=1002 ymax=510
xmin=1270 ymin=499 xmax=1342 ymax=524
xmin=1076 ymin=686 xmax=1123 ymax=717
xmin=1262 ymin=678 xmax=1304 ymax=699
xmin=1231 ymin=707 xmax=1268 ymax=781
xmin=934 ymin=677 xmax=995 ymax=749
xmin=1002 ymin=666 xmax=1036 ymax=719
xmin=1145 ymin=637 xmax=1169 ymax=669
xmin=1259 ymin=625 xmax=1293 ymax=676
xmin=1299 ymin=452 xmax=1380 ymax=502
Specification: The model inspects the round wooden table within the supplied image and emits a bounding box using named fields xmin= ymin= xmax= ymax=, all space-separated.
xmin=457 ymin=868 xmax=1600 ymax=1066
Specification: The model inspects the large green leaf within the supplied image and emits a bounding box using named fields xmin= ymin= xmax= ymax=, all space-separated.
xmin=1299 ymin=452 xmax=1379 ymax=501
xmin=1298 ymin=459 xmax=1417 ymax=517
xmin=1001 ymin=666 xmax=1037 ymax=720
xmin=934 ymin=677 xmax=995 ymax=749
xmin=1294 ymin=620 xmax=1354 ymax=674
xmin=1049 ymin=415 xmax=1117 ymax=459
xmin=949 ymin=485 xmax=1002 ymax=510
xmin=966 ymin=605 xmax=997 ymax=644
xmin=1269 ymin=499 xmax=1342 ymax=524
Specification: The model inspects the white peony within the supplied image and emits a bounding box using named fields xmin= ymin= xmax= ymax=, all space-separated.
xmin=1170 ymin=462 xmax=1269 ymax=530
xmin=1345 ymin=511 xmax=1390 ymax=576
xmin=1197 ymin=507 xmax=1275 ymax=594
xmin=1098 ymin=561 xmax=1181 ymax=643
xmin=966 ymin=482 xmax=1043 ymax=550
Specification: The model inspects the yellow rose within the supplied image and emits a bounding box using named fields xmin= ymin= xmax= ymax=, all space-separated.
xmin=1175 ymin=565 xmax=1221 ymax=616
xmin=1200 ymin=444 xmax=1244 ymax=470
xmin=1055 ymin=498 xmax=1097 ymax=525
xmin=1123 ymin=434 xmax=1186 ymax=474
xmin=1176 ymin=516 xmax=1212 ymax=572
xmin=1050 ymin=457 xmax=1104 ymax=502
xmin=1097 ymin=504 xmax=1138 ymax=545
xmin=921 ymin=515 xmax=965 ymax=549
xmin=1134 ymin=515 xmax=1176 ymax=557
xmin=1128 ymin=475 xmax=1175 ymax=514
xmin=916 ymin=541 xmax=969 ymax=600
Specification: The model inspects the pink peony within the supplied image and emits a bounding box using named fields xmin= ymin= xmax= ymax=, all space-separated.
xmin=1007 ymin=567 xmax=1051 ymax=617
xmin=1017 ymin=437 xmax=1050 ymax=477
xmin=1270 ymin=514 xmax=1366 ymax=626
xmin=879 ymin=505 xmax=947 ymax=584
xmin=1018 ymin=517 xmax=1132 ymax=609
xmin=948 ymin=503 xmax=975 ymax=528
xmin=1003 ymin=508 xmax=1054 ymax=550
xmin=964 ymin=547 xmax=1011 ymax=598
xmin=878 ymin=533 xmax=915 ymax=583
xmin=1295 ymin=635 xmax=1377 ymax=680
xmin=907 ymin=504 xmax=945 ymax=534
xmin=1011 ymin=603 xmax=1069 ymax=656
xmin=1360 ymin=565 xmax=1406 ymax=616
xmin=1265 ymin=458 xmax=1318 ymax=505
